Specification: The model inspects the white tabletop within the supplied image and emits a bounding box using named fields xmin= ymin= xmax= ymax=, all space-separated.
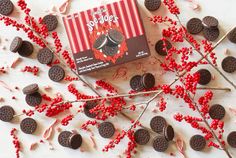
xmin=0 ymin=0 xmax=236 ymax=158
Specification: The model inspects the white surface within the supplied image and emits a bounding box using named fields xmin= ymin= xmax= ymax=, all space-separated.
xmin=0 ymin=0 xmax=236 ymax=158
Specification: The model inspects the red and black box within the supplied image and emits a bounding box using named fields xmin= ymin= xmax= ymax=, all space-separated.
xmin=63 ymin=0 xmax=150 ymax=74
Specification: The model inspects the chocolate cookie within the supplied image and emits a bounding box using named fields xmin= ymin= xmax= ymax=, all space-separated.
xmin=228 ymin=27 xmax=236 ymax=44
xmin=20 ymin=118 xmax=37 ymax=134
xmin=43 ymin=15 xmax=58 ymax=31
xmin=203 ymin=27 xmax=220 ymax=41
xmin=134 ymin=129 xmax=150 ymax=145
xmin=227 ymin=131 xmax=236 ymax=148
xmin=18 ymin=41 xmax=34 ymax=57
xmin=196 ymin=69 xmax=212 ymax=85
xmin=10 ymin=37 xmax=23 ymax=53
xmin=142 ymin=73 xmax=155 ymax=89
xmin=202 ymin=16 xmax=219 ymax=28
xmin=221 ymin=56 xmax=236 ymax=73
xmin=93 ymin=34 xmax=108 ymax=50
xmin=155 ymin=40 xmax=172 ymax=56
xmin=37 ymin=48 xmax=54 ymax=64
xmin=190 ymin=135 xmax=206 ymax=151
xmin=0 ymin=0 xmax=14 ymax=16
xmin=58 ymin=131 xmax=72 ymax=147
xmin=25 ymin=92 xmax=42 ymax=107
xmin=209 ymin=104 xmax=225 ymax=120
xmin=130 ymin=75 xmax=145 ymax=91
xmin=84 ymin=101 xmax=98 ymax=118
xmin=98 ymin=122 xmax=115 ymax=138
xmin=48 ymin=65 xmax=65 ymax=82
xmin=0 ymin=106 xmax=15 ymax=122
xmin=186 ymin=18 xmax=203 ymax=34
xmin=68 ymin=133 xmax=83 ymax=149
xmin=164 ymin=125 xmax=175 ymax=141
xmin=153 ymin=136 xmax=169 ymax=152
xmin=150 ymin=116 xmax=167 ymax=133
xmin=22 ymin=83 xmax=39 ymax=95
xmin=102 ymin=45 xmax=119 ymax=56
xmin=144 ymin=0 xmax=161 ymax=11
xmin=107 ymin=29 xmax=124 ymax=45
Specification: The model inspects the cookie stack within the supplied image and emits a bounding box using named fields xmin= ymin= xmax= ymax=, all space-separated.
xmin=10 ymin=37 xmax=34 ymax=57
xmin=187 ymin=16 xmax=220 ymax=41
xmin=58 ymin=131 xmax=83 ymax=149
xmin=23 ymin=83 xmax=42 ymax=107
xmin=93 ymin=29 xmax=124 ymax=57
xmin=133 ymin=116 xmax=175 ymax=152
xmin=130 ymin=73 xmax=156 ymax=91
xmin=150 ymin=116 xmax=175 ymax=152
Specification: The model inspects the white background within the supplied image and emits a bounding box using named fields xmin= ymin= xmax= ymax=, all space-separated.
xmin=0 ymin=0 xmax=236 ymax=158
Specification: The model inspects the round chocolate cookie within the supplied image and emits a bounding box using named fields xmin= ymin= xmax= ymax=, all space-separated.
xmin=84 ymin=101 xmax=98 ymax=118
xmin=130 ymin=75 xmax=145 ymax=91
xmin=22 ymin=83 xmax=39 ymax=95
xmin=0 ymin=106 xmax=15 ymax=122
xmin=102 ymin=45 xmax=119 ymax=56
xmin=48 ymin=65 xmax=65 ymax=82
xmin=98 ymin=122 xmax=115 ymax=138
xmin=153 ymin=136 xmax=169 ymax=152
xmin=228 ymin=27 xmax=236 ymax=44
xmin=134 ymin=129 xmax=150 ymax=145
xmin=164 ymin=125 xmax=175 ymax=141
xmin=202 ymin=16 xmax=219 ymax=28
xmin=227 ymin=131 xmax=236 ymax=148
xmin=221 ymin=56 xmax=236 ymax=73
xmin=142 ymin=73 xmax=155 ymax=89
xmin=155 ymin=40 xmax=172 ymax=56
xmin=203 ymin=27 xmax=220 ymax=41
xmin=0 ymin=0 xmax=14 ymax=16
xmin=186 ymin=18 xmax=203 ymax=34
xmin=18 ymin=41 xmax=34 ymax=57
xmin=25 ymin=92 xmax=42 ymax=107
xmin=93 ymin=34 xmax=108 ymax=50
xmin=150 ymin=116 xmax=167 ymax=133
xmin=10 ymin=37 xmax=23 ymax=53
xmin=144 ymin=0 xmax=161 ymax=11
xmin=20 ymin=118 xmax=37 ymax=134
xmin=68 ymin=133 xmax=83 ymax=149
xmin=43 ymin=15 xmax=58 ymax=31
xmin=58 ymin=131 xmax=72 ymax=147
xmin=209 ymin=104 xmax=225 ymax=120
xmin=190 ymin=135 xmax=206 ymax=151
xmin=107 ymin=29 xmax=124 ymax=45
xmin=37 ymin=48 xmax=54 ymax=64
xmin=196 ymin=69 xmax=212 ymax=85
